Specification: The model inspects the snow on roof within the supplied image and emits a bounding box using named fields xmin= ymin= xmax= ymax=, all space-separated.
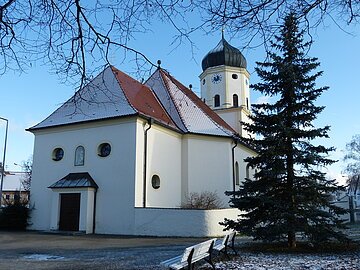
xmin=0 ymin=172 xmax=25 ymax=191
xmin=29 ymin=67 xmax=136 ymax=130
xmin=145 ymin=70 xmax=188 ymax=132
xmin=29 ymin=65 xmax=237 ymax=138
xmin=146 ymin=68 xmax=236 ymax=137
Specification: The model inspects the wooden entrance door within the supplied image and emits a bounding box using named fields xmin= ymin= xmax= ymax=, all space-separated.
xmin=59 ymin=193 xmax=81 ymax=231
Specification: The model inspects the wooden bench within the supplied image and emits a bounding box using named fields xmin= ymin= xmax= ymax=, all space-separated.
xmin=160 ymin=238 xmax=216 ymax=270
xmin=213 ymin=231 xmax=237 ymax=257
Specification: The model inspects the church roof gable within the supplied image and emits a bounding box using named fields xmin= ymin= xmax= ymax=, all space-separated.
xmin=29 ymin=67 xmax=136 ymax=130
xmin=29 ymin=65 xmax=238 ymax=138
xmin=147 ymin=68 xmax=236 ymax=137
xmin=145 ymin=70 xmax=188 ymax=132
xmin=111 ymin=67 xmax=177 ymax=129
xmin=29 ymin=66 xmax=178 ymax=131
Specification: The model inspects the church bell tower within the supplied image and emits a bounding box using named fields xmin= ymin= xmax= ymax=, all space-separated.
xmin=199 ymin=35 xmax=251 ymax=138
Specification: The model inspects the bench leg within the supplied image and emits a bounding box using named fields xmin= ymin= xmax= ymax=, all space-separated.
xmin=205 ymin=253 xmax=215 ymax=270
xmin=187 ymin=249 xmax=195 ymax=270
xmin=230 ymin=238 xmax=237 ymax=255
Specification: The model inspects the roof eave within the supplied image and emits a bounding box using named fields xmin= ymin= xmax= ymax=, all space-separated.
xmin=26 ymin=113 xmax=140 ymax=133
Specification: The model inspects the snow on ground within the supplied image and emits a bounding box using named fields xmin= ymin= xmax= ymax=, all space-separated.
xmin=23 ymin=254 xmax=65 ymax=261
xmin=202 ymin=252 xmax=360 ymax=270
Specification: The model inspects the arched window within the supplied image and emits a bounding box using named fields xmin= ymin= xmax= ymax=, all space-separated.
xmin=74 ymin=146 xmax=85 ymax=166
xmin=214 ymin=95 xmax=220 ymax=107
xmin=246 ymin=164 xmax=251 ymax=180
xmin=235 ymin=162 xmax=240 ymax=186
xmin=233 ymin=94 xmax=239 ymax=107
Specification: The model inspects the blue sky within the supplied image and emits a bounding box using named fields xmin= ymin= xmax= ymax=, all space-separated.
xmin=0 ymin=19 xmax=359 ymax=184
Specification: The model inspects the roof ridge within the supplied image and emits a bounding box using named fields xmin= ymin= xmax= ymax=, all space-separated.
xmin=161 ymin=69 xmax=236 ymax=137
xmin=112 ymin=67 xmax=179 ymax=130
xmin=149 ymin=71 xmax=185 ymax=133
xmin=158 ymin=69 xmax=189 ymax=132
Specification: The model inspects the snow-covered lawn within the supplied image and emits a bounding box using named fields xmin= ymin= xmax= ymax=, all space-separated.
xmin=200 ymin=252 xmax=360 ymax=270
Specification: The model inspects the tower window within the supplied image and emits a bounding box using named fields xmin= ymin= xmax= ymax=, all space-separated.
xmin=232 ymin=74 xmax=238 ymax=79
xmin=202 ymin=79 xmax=205 ymax=85
xmin=74 ymin=146 xmax=85 ymax=166
xmin=214 ymin=95 xmax=220 ymax=107
xmin=246 ymin=98 xmax=249 ymax=110
xmin=233 ymin=94 xmax=239 ymax=107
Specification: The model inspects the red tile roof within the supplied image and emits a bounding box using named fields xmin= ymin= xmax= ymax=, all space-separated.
xmin=30 ymin=66 xmax=239 ymax=140
xmin=111 ymin=67 xmax=178 ymax=130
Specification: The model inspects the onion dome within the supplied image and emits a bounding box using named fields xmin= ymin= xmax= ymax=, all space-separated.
xmin=201 ymin=36 xmax=247 ymax=71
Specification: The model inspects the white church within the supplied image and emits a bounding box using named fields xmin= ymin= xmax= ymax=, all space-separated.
xmin=28 ymin=37 xmax=256 ymax=237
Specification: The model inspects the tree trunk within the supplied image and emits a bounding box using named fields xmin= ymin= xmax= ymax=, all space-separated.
xmin=286 ymin=128 xmax=296 ymax=249
xmin=288 ymin=230 xmax=297 ymax=248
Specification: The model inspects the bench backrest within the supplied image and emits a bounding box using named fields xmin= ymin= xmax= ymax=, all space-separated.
xmin=192 ymin=239 xmax=215 ymax=258
xmin=227 ymin=231 xmax=236 ymax=244
xmin=221 ymin=234 xmax=229 ymax=245
xmin=180 ymin=246 xmax=195 ymax=263
xmin=180 ymin=239 xmax=215 ymax=263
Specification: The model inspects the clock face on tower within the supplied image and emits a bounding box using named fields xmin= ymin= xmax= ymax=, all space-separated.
xmin=211 ymin=74 xmax=222 ymax=84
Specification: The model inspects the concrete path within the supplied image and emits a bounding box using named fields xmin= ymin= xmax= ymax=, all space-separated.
xmin=0 ymin=231 xmax=216 ymax=270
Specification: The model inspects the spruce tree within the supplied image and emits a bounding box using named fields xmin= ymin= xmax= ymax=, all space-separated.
xmin=222 ymin=13 xmax=348 ymax=248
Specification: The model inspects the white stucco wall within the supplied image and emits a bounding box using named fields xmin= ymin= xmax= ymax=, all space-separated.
xmin=146 ymin=125 xmax=182 ymax=207
xmin=134 ymin=120 xmax=182 ymax=208
xmin=234 ymin=144 xmax=257 ymax=188
xmin=30 ymin=118 xmax=137 ymax=235
xmin=183 ymin=135 xmax=233 ymax=206
xmin=134 ymin=207 xmax=241 ymax=237
xmin=214 ymin=108 xmax=252 ymax=138
xmin=29 ymin=115 xmax=256 ymax=236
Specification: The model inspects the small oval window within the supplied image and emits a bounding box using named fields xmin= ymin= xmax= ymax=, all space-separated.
xmin=98 ymin=143 xmax=111 ymax=157
xmin=52 ymin=148 xmax=64 ymax=161
xmin=232 ymin=74 xmax=238 ymax=79
xmin=151 ymin=175 xmax=160 ymax=189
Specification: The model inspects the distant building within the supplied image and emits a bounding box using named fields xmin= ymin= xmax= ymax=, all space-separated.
xmin=0 ymin=171 xmax=29 ymax=207
xmin=331 ymin=177 xmax=360 ymax=223
xmin=27 ymin=37 xmax=257 ymax=236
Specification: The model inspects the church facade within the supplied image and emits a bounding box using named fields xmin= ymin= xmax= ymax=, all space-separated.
xmin=28 ymin=37 xmax=256 ymax=236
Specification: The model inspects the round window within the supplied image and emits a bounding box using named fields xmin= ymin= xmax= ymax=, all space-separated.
xmin=151 ymin=175 xmax=160 ymax=189
xmin=52 ymin=148 xmax=64 ymax=161
xmin=232 ymin=74 xmax=238 ymax=79
xmin=98 ymin=143 xmax=111 ymax=157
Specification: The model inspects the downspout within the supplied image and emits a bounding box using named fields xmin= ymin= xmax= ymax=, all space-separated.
xmin=143 ymin=118 xmax=153 ymax=208
xmin=92 ymin=188 xmax=97 ymax=234
xmin=231 ymin=139 xmax=238 ymax=198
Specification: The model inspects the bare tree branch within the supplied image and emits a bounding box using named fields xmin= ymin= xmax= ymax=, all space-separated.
xmin=0 ymin=0 xmax=359 ymax=90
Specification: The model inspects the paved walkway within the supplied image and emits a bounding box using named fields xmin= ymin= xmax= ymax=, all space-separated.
xmin=0 ymin=231 xmax=216 ymax=270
